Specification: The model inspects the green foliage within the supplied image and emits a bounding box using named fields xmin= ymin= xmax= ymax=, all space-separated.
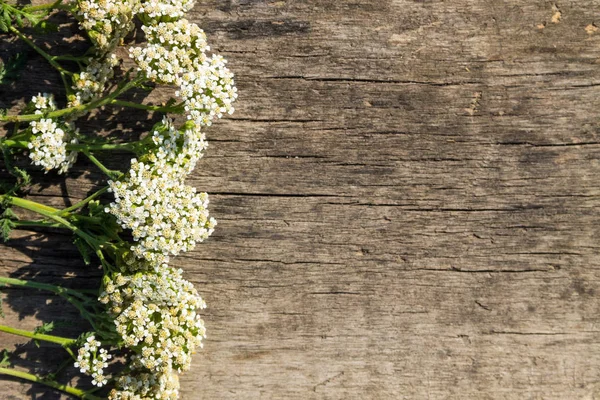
xmin=0 ymin=216 xmax=15 ymax=242
xmin=34 ymin=20 xmax=58 ymax=34
xmin=34 ymin=321 xmax=55 ymax=335
xmin=0 ymin=1 xmax=43 ymax=33
xmin=0 ymin=350 xmax=10 ymax=367
xmin=87 ymin=200 xmax=122 ymax=239
xmin=0 ymin=283 xmax=5 ymax=318
xmin=0 ymin=141 xmax=31 ymax=195
xmin=74 ymin=236 xmax=92 ymax=265
xmin=33 ymin=322 xmax=55 ymax=347
xmin=0 ymin=207 xmax=18 ymax=242
xmin=74 ymin=331 xmax=95 ymax=347
xmin=1 ymin=207 xmax=17 ymax=220
xmin=0 ymin=52 xmax=27 ymax=85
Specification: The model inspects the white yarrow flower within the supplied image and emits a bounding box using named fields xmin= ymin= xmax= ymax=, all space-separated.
xmin=105 ymin=125 xmax=215 ymax=265
xmin=109 ymin=368 xmax=180 ymax=399
xmin=129 ymin=19 xmax=238 ymax=127
xmin=74 ymin=335 xmax=112 ymax=387
xmin=135 ymin=0 xmax=196 ymax=21
xmin=27 ymin=94 xmax=78 ymax=174
xmin=99 ymin=265 xmax=207 ymax=373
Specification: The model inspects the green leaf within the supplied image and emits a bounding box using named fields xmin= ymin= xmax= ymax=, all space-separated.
xmin=1 ymin=139 xmax=32 ymax=192
xmin=0 ymin=52 xmax=27 ymax=85
xmin=12 ymin=166 xmax=31 ymax=188
xmin=0 ymin=350 xmax=10 ymax=367
xmin=34 ymin=321 xmax=55 ymax=335
xmin=1 ymin=207 xmax=18 ymax=220
xmin=73 ymin=236 xmax=92 ymax=265
xmin=33 ymin=322 xmax=55 ymax=348
xmin=14 ymin=10 xmax=21 ymax=28
xmin=1 ymin=7 xmax=12 ymax=33
xmin=24 ymin=13 xmax=41 ymax=27
xmin=75 ymin=331 xmax=94 ymax=347
xmin=35 ymin=20 xmax=58 ymax=33
xmin=0 ymin=217 xmax=15 ymax=242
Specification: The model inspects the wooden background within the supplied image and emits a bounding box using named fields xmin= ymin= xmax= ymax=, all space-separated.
xmin=2 ymin=0 xmax=600 ymax=398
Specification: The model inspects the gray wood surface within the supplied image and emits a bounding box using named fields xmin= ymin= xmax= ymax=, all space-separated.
xmin=2 ymin=0 xmax=600 ymax=398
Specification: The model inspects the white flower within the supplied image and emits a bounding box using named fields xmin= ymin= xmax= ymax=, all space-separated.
xmin=109 ymin=368 xmax=180 ymax=400
xmin=69 ymin=54 xmax=120 ymax=107
xmin=32 ymin=93 xmax=54 ymax=113
xmin=129 ymin=20 xmax=209 ymax=86
xmin=129 ymin=19 xmax=238 ymax=127
xmin=105 ymin=139 xmax=216 ymax=266
xmin=73 ymin=0 xmax=138 ymax=55
xmin=135 ymin=0 xmax=196 ymax=21
xmin=27 ymin=94 xmax=78 ymax=174
xmin=142 ymin=117 xmax=208 ymax=179
xmin=99 ymin=265 xmax=207 ymax=373
xmin=178 ymin=54 xmax=237 ymax=126
xmin=74 ymin=335 xmax=112 ymax=387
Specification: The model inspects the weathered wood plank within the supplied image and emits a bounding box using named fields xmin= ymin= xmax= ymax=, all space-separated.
xmin=2 ymin=0 xmax=600 ymax=398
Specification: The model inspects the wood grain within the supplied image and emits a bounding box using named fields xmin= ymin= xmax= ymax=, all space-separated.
xmin=1 ymin=0 xmax=600 ymax=398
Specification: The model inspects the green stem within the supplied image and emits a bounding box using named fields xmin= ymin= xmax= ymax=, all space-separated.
xmin=9 ymin=26 xmax=71 ymax=76
xmin=58 ymin=186 xmax=109 ymax=215
xmin=4 ymin=138 xmax=140 ymax=153
xmin=63 ymin=346 xmax=76 ymax=360
xmin=0 ymin=277 xmax=101 ymax=330
xmin=5 ymin=131 xmax=29 ymax=141
xmin=12 ymin=121 xmax=21 ymax=136
xmin=0 ymin=324 xmax=75 ymax=346
xmin=82 ymin=151 xmax=121 ymax=179
xmin=23 ymin=1 xmax=73 ymax=13
xmin=0 ymin=276 xmax=88 ymax=302
xmin=3 ymin=195 xmax=59 ymax=214
xmin=1 ymin=75 xmax=145 ymax=123
xmin=52 ymin=54 xmax=90 ymax=62
xmin=0 ymin=367 xmax=102 ymax=399
xmin=67 ymin=142 xmax=140 ymax=152
xmin=0 ymin=195 xmax=99 ymax=247
xmin=1 ymin=139 xmax=28 ymax=149
xmin=13 ymin=220 xmax=65 ymax=229
xmin=71 ymin=215 xmax=103 ymax=224
xmin=94 ymin=249 xmax=111 ymax=274
xmin=110 ymin=99 xmax=185 ymax=113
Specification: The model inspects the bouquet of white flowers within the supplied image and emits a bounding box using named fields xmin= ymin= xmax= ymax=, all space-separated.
xmin=0 ymin=0 xmax=237 ymax=398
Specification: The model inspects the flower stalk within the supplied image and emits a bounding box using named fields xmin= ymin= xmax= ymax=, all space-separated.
xmin=0 ymin=75 xmax=144 ymax=123
xmin=0 ymin=367 xmax=102 ymax=399
xmin=0 ymin=324 xmax=76 ymax=346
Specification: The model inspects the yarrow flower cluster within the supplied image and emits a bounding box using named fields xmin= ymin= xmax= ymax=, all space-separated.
xmin=70 ymin=54 xmax=120 ymax=107
xmin=109 ymin=369 xmax=180 ymax=400
xmin=99 ymin=266 xmax=207 ymax=373
xmin=69 ymin=0 xmax=137 ymax=107
xmin=130 ymin=19 xmax=238 ymax=126
xmin=73 ymin=0 xmax=137 ymax=54
xmin=27 ymin=94 xmax=78 ymax=174
xmin=106 ymin=158 xmax=215 ymax=266
xmin=178 ymin=54 xmax=237 ymax=126
xmin=129 ymin=20 xmax=208 ymax=85
xmin=135 ymin=0 xmax=196 ymax=21
xmin=143 ymin=117 xmax=208 ymax=179
xmin=74 ymin=335 xmax=112 ymax=387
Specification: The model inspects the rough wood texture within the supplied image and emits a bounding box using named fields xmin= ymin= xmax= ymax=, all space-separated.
xmin=2 ymin=0 xmax=600 ymax=398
